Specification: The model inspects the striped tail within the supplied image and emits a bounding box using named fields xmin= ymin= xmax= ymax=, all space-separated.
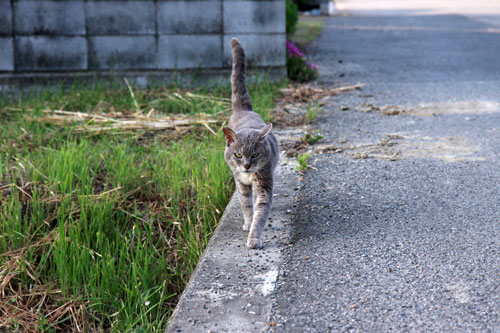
xmin=230 ymin=38 xmax=253 ymax=111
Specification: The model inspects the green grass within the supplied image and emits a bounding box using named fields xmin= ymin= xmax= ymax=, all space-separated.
xmin=0 ymin=79 xmax=284 ymax=331
xmin=290 ymin=16 xmax=325 ymax=49
xmin=296 ymin=153 xmax=312 ymax=172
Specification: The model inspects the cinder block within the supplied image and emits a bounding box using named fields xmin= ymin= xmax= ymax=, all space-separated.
xmin=87 ymin=1 xmax=155 ymax=35
xmin=14 ymin=1 xmax=85 ymax=35
xmin=224 ymin=1 xmax=285 ymax=34
xmin=0 ymin=2 xmax=12 ymax=35
xmin=223 ymin=34 xmax=285 ymax=67
xmin=89 ymin=36 xmax=156 ymax=70
xmin=15 ymin=37 xmax=87 ymax=71
xmin=158 ymin=35 xmax=222 ymax=69
xmin=158 ymin=1 xmax=222 ymax=34
xmin=0 ymin=38 xmax=14 ymax=71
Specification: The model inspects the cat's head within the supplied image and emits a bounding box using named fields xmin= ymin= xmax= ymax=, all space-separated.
xmin=222 ymin=124 xmax=273 ymax=173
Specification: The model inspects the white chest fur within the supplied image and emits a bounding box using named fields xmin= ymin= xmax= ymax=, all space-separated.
xmin=236 ymin=171 xmax=254 ymax=185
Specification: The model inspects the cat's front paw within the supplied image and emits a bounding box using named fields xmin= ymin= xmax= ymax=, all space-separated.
xmin=246 ymin=237 xmax=262 ymax=249
xmin=242 ymin=222 xmax=250 ymax=231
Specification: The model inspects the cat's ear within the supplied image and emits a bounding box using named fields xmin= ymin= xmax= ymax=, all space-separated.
xmin=259 ymin=123 xmax=273 ymax=140
xmin=223 ymin=127 xmax=237 ymax=145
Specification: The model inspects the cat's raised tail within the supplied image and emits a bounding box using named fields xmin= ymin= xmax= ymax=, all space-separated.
xmin=231 ymin=38 xmax=253 ymax=112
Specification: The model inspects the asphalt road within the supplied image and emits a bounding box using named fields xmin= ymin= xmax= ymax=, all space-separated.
xmin=271 ymin=2 xmax=500 ymax=331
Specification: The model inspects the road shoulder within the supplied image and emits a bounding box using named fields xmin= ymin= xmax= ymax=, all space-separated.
xmin=166 ymin=154 xmax=299 ymax=332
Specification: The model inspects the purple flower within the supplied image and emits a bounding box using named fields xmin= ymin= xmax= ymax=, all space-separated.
xmin=305 ymin=61 xmax=318 ymax=70
xmin=286 ymin=40 xmax=304 ymax=58
xmin=286 ymin=40 xmax=319 ymax=76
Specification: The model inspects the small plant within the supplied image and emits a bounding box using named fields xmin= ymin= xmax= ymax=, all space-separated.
xmin=301 ymin=132 xmax=324 ymax=145
xmin=286 ymin=41 xmax=318 ymax=82
xmin=305 ymin=103 xmax=320 ymax=123
xmin=296 ymin=153 xmax=311 ymax=172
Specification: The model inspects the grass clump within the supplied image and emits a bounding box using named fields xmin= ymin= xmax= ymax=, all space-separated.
xmin=291 ymin=17 xmax=325 ymax=49
xmin=296 ymin=153 xmax=312 ymax=172
xmin=0 ymin=79 xmax=284 ymax=332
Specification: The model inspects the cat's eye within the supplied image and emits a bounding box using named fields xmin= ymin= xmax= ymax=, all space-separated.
xmin=234 ymin=153 xmax=242 ymax=158
xmin=251 ymin=153 xmax=259 ymax=158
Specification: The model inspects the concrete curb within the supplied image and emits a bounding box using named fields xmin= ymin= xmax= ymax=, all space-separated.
xmin=166 ymin=158 xmax=299 ymax=333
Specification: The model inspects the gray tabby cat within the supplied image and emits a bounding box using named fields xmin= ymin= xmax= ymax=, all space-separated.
xmin=223 ymin=38 xmax=279 ymax=249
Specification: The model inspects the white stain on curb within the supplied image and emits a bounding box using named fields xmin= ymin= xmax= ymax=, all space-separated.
xmin=256 ymin=270 xmax=279 ymax=297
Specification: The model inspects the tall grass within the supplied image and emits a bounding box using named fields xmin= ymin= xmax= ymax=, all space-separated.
xmin=0 ymin=79 xmax=284 ymax=331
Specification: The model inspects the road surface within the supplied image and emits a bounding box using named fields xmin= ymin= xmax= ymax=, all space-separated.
xmin=271 ymin=1 xmax=500 ymax=331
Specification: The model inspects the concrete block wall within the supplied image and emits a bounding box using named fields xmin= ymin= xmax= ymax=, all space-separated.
xmin=0 ymin=0 xmax=285 ymax=74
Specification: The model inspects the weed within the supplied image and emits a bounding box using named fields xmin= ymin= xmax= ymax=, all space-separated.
xmin=296 ymin=153 xmax=312 ymax=172
xmin=305 ymin=103 xmax=321 ymax=123
xmin=301 ymin=132 xmax=324 ymax=145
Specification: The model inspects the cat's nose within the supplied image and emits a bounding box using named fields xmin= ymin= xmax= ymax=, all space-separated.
xmin=243 ymin=164 xmax=251 ymax=170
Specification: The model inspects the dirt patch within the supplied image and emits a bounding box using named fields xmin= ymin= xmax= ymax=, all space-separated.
xmin=319 ymin=134 xmax=484 ymax=162
xmin=356 ymin=101 xmax=500 ymax=117
xmin=411 ymin=101 xmax=500 ymax=116
xmin=275 ymin=83 xmax=366 ymax=127
xmin=398 ymin=135 xmax=485 ymax=162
